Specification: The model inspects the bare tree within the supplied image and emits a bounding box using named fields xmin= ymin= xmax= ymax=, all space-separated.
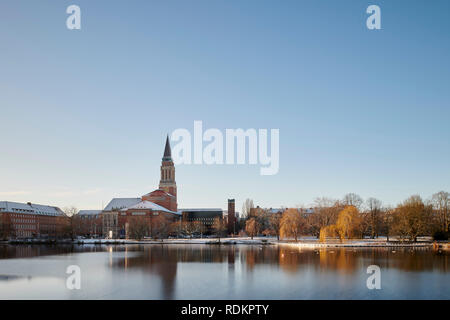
xmin=280 ymin=208 xmax=304 ymax=242
xmin=366 ymin=198 xmax=382 ymax=239
xmin=151 ymin=215 xmax=171 ymax=239
xmin=63 ymin=206 xmax=79 ymax=240
xmin=382 ymin=206 xmax=394 ymax=242
xmin=242 ymin=198 xmax=254 ymax=218
xmin=431 ymin=191 xmax=449 ymax=233
xmin=342 ymin=193 xmax=363 ymax=209
xmin=309 ymin=197 xmax=343 ymax=237
xmin=170 ymin=220 xmax=184 ymax=238
xmin=212 ymin=217 xmax=227 ymax=242
xmin=192 ymin=221 xmax=206 ymax=238
xmin=254 ymin=208 xmax=270 ymax=234
xmin=391 ymin=195 xmax=432 ymax=242
xmin=182 ymin=221 xmax=205 ymax=239
xmin=269 ymin=213 xmax=282 ymax=240
xmin=128 ymin=216 xmax=150 ymax=240
xmin=63 ymin=206 xmax=78 ymax=217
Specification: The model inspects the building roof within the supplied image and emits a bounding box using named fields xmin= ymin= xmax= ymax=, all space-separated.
xmin=162 ymin=135 xmax=172 ymax=161
xmin=78 ymin=210 xmax=102 ymax=216
xmin=142 ymin=189 xmax=175 ymax=198
xmin=125 ymin=200 xmax=179 ymax=214
xmin=179 ymin=208 xmax=223 ymax=212
xmin=268 ymin=208 xmax=284 ymax=214
xmin=0 ymin=201 xmax=64 ymax=216
xmin=103 ymin=198 xmax=141 ymax=211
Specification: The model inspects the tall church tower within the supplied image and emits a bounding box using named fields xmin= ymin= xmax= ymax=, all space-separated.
xmin=159 ymin=135 xmax=177 ymax=201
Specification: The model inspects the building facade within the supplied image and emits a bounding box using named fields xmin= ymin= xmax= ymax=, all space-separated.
xmin=0 ymin=201 xmax=68 ymax=239
xmin=180 ymin=208 xmax=223 ymax=233
xmin=158 ymin=135 xmax=177 ymax=211
xmin=227 ymin=199 xmax=236 ymax=234
xmin=76 ymin=210 xmax=103 ymax=238
xmin=81 ymin=136 xmax=234 ymax=239
xmin=101 ymin=137 xmax=180 ymax=239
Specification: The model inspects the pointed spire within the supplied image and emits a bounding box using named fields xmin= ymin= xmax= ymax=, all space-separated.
xmin=163 ymin=134 xmax=172 ymax=160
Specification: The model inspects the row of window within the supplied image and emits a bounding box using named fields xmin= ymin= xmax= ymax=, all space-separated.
xmin=10 ymin=208 xmax=33 ymax=213
xmin=6 ymin=211 xmax=59 ymax=217
xmin=16 ymin=231 xmax=34 ymax=237
xmin=130 ymin=212 xmax=160 ymax=216
xmin=14 ymin=224 xmax=36 ymax=230
xmin=12 ymin=218 xmax=36 ymax=224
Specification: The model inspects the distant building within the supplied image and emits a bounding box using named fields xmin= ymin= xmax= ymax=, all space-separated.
xmin=100 ymin=137 xmax=180 ymax=239
xmin=227 ymin=199 xmax=236 ymax=234
xmin=102 ymin=198 xmax=141 ymax=238
xmin=76 ymin=210 xmax=103 ymax=237
xmin=158 ymin=135 xmax=177 ymax=212
xmin=180 ymin=208 xmax=223 ymax=233
xmin=0 ymin=201 xmax=67 ymax=239
xmin=250 ymin=206 xmax=315 ymax=217
xmin=299 ymin=208 xmax=315 ymax=216
xmin=83 ymin=136 xmax=235 ymax=239
xmin=102 ymin=199 xmax=179 ymax=239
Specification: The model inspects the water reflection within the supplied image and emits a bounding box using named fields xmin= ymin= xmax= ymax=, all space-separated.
xmin=0 ymin=275 xmax=29 ymax=282
xmin=0 ymin=244 xmax=107 ymax=259
xmin=0 ymin=244 xmax=448 ymax=299
xmin=106 ymin=245 xmax=448 ymax=299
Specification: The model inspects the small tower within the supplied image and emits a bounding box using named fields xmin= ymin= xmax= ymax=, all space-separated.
xmin=227 ymin=199 xmax=236 ymax=235
xmin=159 ymin=135 xmax=177 ymax=208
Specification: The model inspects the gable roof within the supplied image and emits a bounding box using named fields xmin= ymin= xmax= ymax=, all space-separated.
xmin=0 ymin=201 xmax=64 ymax=216
xmin=125 ymin=200 xmax=178 ymax=214
xmin=78 ymin=210 xmax=102 ymax=216
xmin=142 ymin=189 xmax=175 ymax=198
xmin=103 ymin=198 xmax=141 ymax=211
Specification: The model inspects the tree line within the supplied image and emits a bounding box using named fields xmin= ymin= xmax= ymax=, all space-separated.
xmin=242 ymin=191 xmax=450 ymax=242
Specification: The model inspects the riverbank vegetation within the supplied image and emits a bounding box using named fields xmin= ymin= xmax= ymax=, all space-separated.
xmin=243 ymin=191 xmax=449 ymax=243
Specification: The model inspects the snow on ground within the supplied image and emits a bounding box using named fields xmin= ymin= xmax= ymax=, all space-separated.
xmin=75 ymin=237 xmax=271 ymax=245
xmin=278 ymin=241 xmax=432 ymax=248
xmin=72 ymin=236 xmax=434 ymax=247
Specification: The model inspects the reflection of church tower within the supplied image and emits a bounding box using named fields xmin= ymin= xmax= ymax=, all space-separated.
xmin=159 ymin=135 xmax=177 ymax=205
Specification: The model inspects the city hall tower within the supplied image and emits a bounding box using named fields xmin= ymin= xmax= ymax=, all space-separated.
xmin=159 ymin=135 xmax=177 ymax=201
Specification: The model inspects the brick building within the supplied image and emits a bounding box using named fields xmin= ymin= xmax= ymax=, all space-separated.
xmin=0 ymin=201 xmax=68 ymax=239
xmin=102 ymin=198 xmax=179 ymax=239
xmin=101 ymin=136 xmax=180 ymax=238
xmin=180 ymin=208 xmax=223 ymax=233
xmin=75 ymin=210 xmax=103 ymax=238
xmin=227 ymin=199 xmax=236 ymax=234
xmin=84 ymin=136 xmax=235 ymax=239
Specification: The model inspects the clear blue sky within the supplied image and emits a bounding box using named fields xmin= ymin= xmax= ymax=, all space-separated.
xmin=1 ymin=0 xmax=449 ymax=212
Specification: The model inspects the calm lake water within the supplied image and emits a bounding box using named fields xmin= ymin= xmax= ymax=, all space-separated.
xmin=0 ymin=244 xmax=448 ymax=299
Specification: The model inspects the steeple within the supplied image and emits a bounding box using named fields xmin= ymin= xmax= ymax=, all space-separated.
xmin=163 ymin=134 xmax=172 ymax=161
xmin=159 ymin=135 xmax=177 ymax=210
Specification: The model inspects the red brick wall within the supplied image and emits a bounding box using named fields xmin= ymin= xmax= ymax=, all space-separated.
xmin=227 ymin=199 xmax=236 ymax=234
xmin=0 ymin=212 xmax=68 ymax=239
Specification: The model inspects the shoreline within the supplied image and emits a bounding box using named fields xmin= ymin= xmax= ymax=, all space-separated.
xmin=2 ymin=238 xmax=444 ymax=248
